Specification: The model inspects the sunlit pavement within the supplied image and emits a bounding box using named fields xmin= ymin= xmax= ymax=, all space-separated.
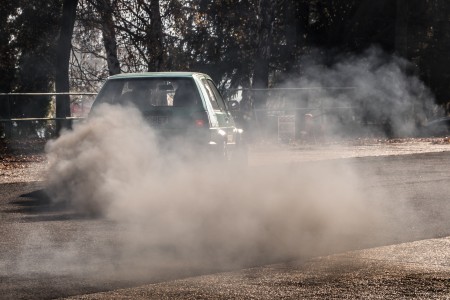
xmin=249 ymin=139 xmax=450 ymax=166
xmin=2 ymin=139 xmax=450 ymax=299
xmin=65 ymin=237 xmax=450 ymax=299
xmin=63 ymin=144 xmax=450 ymax=299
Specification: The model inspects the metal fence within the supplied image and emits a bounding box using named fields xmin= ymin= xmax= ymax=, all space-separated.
xmin=0 ymin=89 xmax=361 ymax=141
xmin=0 ymin=92 xmax=96 ymax=138
xmin=224 ymin=87 xmax=360 ymax=142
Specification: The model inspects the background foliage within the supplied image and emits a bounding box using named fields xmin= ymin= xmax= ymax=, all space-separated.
xmin=1 ymin=0 xmax=450 ymax=126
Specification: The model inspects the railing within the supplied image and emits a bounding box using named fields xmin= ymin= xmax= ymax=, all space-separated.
xmin=223 ymin=87 xmax=360 ymax=142
xmin=0 ymin=92 xmax=97 ymax=121
xmin=0 ymin=89 xmax=361 ymax=141
xmin=0 ymin=92 xmax=97 ymax=138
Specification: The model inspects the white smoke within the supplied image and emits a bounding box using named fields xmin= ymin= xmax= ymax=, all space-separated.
xmin=35 ymin=103 xmax=394 ymax=280
xmin=9 ymin=48 xmax=432 ymax=281
xmin=275 ymin=47 xmax=435 ymax=138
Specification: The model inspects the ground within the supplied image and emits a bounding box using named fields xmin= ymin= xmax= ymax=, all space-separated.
xmin=1 ymin=137 xmax=450 ymax=299
xmin=2 ymin=137 xmax=450 ymax=184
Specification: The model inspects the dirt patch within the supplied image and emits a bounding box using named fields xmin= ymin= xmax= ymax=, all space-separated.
xmin=0 ymin=138 xmax=48 ymax=183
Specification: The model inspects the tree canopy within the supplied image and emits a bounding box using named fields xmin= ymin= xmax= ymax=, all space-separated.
xmin=1 ymin=0 xmax=450 ymax=123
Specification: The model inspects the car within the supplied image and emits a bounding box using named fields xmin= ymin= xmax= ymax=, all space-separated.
xmin=91 ymin=72 xmax=247 ymax=164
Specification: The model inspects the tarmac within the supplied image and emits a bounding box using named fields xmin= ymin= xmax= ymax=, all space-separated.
xmin=65 ymin=236 xmax=450 ymax=299
xmin=2 ymin=138 xmax=449 ymax=299
xmin=65 ymin=140 xmax=450 ymax=299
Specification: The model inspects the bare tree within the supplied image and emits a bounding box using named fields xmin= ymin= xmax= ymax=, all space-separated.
xmin=55 ymin=0 xmax=79 ymax=133
xmin=395 ymin=0 xmax=409 ymax=58
xmin=93 ymin=0 xmax=121 ymax=75
xmin=252 ymin=0 xmax=276 ymax=108
xmin=147 ymin=0 xmax=165 ymax=71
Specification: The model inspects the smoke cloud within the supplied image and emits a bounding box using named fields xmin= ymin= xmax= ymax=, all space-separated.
xmin=28 ymin=102 xmax=399 ymax=281
xmin=7 ymin=49 xmax=430 ymax=282
xmin=272 ymin=47 xmax=436 ymax=138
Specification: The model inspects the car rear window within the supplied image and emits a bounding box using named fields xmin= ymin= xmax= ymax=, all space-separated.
xmin=93 ymin=77 xmax=203 ymax=111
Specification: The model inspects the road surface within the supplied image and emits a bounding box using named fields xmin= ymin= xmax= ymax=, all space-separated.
xmin=0 ymin=150 xmax=449 ymax=299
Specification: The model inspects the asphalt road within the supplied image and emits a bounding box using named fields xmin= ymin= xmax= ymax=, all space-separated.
xmin=1 ymin=152 xmax=450 ymax=299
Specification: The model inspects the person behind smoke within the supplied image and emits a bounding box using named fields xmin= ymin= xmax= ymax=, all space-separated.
xmin=173 ymin=81 xmax=200 ymax=107
xmin=118 ymin=80 xmax=151 ymax=110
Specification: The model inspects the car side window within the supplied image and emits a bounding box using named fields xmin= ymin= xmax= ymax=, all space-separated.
xmin=93 ymin=80 xmax=125 ymax=106
xmin=206 ymin=80 xmax=227 ymax=112
xmin=201 ymin=79 xmax=221 ymax=110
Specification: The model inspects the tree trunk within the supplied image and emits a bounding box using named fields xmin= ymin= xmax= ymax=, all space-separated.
xmin=147 ymin=0 xmax=164 ymax=71
xmin=252 ymin=0 xmax=275 ymax=109
xmin=283 ymin=0 xmax=298 ymax=76
xmin=0 ymin=2 xmax=15 ymax=94
xmin=55 ymin=0 xmax=78 ymax=134
xmin=395 ymin=0 xmax=409 ymax=58
xmin=97 ymin=0 xmax=121 ymax=75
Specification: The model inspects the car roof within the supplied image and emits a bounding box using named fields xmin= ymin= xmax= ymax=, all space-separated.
xmin=107 ymin=72 xmax=210 ymax=80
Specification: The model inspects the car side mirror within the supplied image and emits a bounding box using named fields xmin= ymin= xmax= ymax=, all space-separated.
xmin=227 ymin=100 xmax=240 ymax=111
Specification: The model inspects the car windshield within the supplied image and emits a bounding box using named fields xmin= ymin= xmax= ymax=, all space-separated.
xmin=94 ymin=77 xmax=202 ymax=111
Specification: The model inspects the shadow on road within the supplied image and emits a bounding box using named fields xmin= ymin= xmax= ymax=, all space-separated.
xmin=6 ymin=188 xmax=91 ymax=222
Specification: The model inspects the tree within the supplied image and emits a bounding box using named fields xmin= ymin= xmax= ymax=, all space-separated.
xmin=146 ymin=0 xmax=165 ymax=71
xmin=55 ymin=0 xmax=79 ymax=133
xmin=252 ymin=0 xmax=275 ymax=97
xmin=13 ymin=0 xmax=62 ymax=118
xmin=3 ymin=0 xmax=449 ymax=136
xmin=0 ymin=2 xmax=16 ymax=93
xmin=0 ymin=1 xmax=17 ymax=126
xmin=395 ymin=0 xmax=409 ymax=58
xmin=91 ymin=0 xmax=121 ymax=75
xmin=415 ymin=0 xmax=450 ymax=110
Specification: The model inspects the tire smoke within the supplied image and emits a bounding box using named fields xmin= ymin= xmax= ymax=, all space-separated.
xmin=10 ymin=48 xmax=432 ymax=281
xmin=39 ymin=103 xmax=389 ymax=280
xmin=272 ymin=47 xmax=436 ymax=139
